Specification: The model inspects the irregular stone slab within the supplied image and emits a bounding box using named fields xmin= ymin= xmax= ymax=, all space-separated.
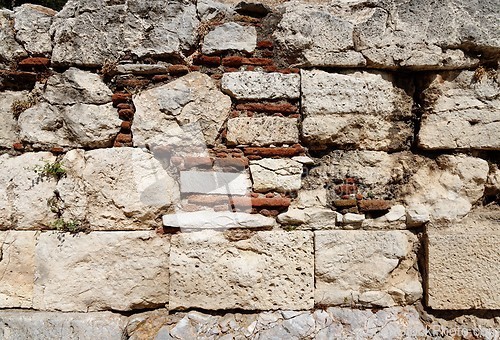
xmin=301 ymin=70 xmax=413 ymax=151
xmin=277 ymin=207 xmax=338 ymax=229
xmin=0 ymin=90 xmax=28 ymax=148
xmin=419 ymin=70 xmax=500 ymax=150
xmin=116 ymin=64 xmax=169 ymax=75
xmin=315 ymin=230 xmax=422 ymax=307
xmin=0 ymin=152 xmax=57 ymax=230
xmin=50 ymin=0 xmax=199 ymax=67
xmin=202 ymin=22 xmax=257 ymax=54
xmin=0 ymin=9 xmax=27 ymax=64
xmin=57 ymin=148 xmax=179 ymax=230
xmin=180 ymin=171 xmax=250 ymax=195
xmin=14 ymin=4 xmax=56 ymax=56
xmin=0 ymin=310 xmax=127 ymax=339
xmin=250 ymin=158 xmax=302 ymax=192
xmin=0 ymin=232 xmax=37 ymax=308
xmin=222 ymin=71 xmax=300 ymax=100
xmin=162 ymin=211 xmax=276 ymax=230
xmin=133 ymin=72 xmax=231 ymax=148
xmin=33 ymin=231 xmax=170 ymax=312
xmin=169 ymin=230 xmax=314 ymax=310
xmin=226 ymin=117 xmax=299 ymax=146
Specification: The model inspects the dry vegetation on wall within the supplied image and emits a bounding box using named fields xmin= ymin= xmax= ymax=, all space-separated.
xmin=0 ymin=0 xmax=499 ymax=338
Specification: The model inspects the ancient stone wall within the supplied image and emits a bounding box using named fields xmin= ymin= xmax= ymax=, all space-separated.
xmin=0 ymin=0 xmax=499 ymax=338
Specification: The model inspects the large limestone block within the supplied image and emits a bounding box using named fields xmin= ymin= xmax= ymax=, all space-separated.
xmin=133 ymin=72 xmax=231 ymax=148
xmin=301 ymin=70 xmax=413 ymax=151
xmin=226 ymin=117 xmax=299 ymax=146
xmin=0 ymin=9 xmax=27 ymax=64
xmin=250 ymin=158 xmax=303 ymax=192
xmin=14 ymin=4 xmax=56 ymax=56
xmin=169 ymin=230 xmax=314 ymax=310
xmin=33 ymin=231 xmax=170 ymax=312
xmin=0 ymin=231 xmax=37 ymax=308
xmin=162 ymin=211 xmax=276 ymax=230
xmin=202 ymin=22 xmax=257 ymax=54
xmin=419 ymin=70 xmax=500 ymax=150
xmin=222 ymin=71 xmax=300 ymax=100
xmin=315 ymin=230 xmax=422 ymax=307
xmin=58 ymin=148 xmax=179 ymax=230
xmin=0 ymin=90 xmax=28 ymax=148
xmin=0 ymin=152 xmax=57 ymax=230
xmin=50 ymin=0 xmax=199 ymax=66
xmin=0 ymin=310 xmax=127 ymax=339
xmin=180 ymin=171 xmax=250 ymax=195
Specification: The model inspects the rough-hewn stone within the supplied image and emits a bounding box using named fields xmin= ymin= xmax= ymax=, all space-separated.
xmin=250 ymin=158 xmax=303 ymax=192
xmin=226 ymin=117 xmax=299 ymax=146
xmin=315 ymin=230 xmax=422 ymax=307
xmin=0 ymin=90 xmax=28 ymax=148
xmin=169 ymin=230 xmax=314 ymax=310
xmin=50 ymin=0 xmax=199 ymax=67
xmin=33 ymin=231 xmax=170 ymax=312
xmin=221 ymin=71 xmax=300 ymax=100
xmin=0 ymin=9 xmax=27 ymax=64
xmin=0 ymin=231 xmax=37 ymax=308
xmin=0 ymin=310 xmax=127 ymax=339
xmin=180 ymin=171 xmax=250 ymax=195
xmin=133 ymin=72 xmax=231 ymax=148
xmin=202 ymin=22 xmax=256 ymax=54
xmin=301 ymin=70 xmax=413 ymax=151
xmin=14 ymin=4 xmax=56 ymax=56
xmin=277 ymin=207 xmax=338 ymax=229
xmin=162 ymin=211 xmax=276 ymax=230
xmin=419 ymin=70 xmax=500 ymax=150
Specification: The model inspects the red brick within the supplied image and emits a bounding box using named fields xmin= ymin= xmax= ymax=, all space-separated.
xmin=250 ymin=192 xmax=260 ymax=198
xmin=257 ymin=40 xmax=273 ymax=49
xmin=261 ymin=50 xmax=274 ymax=58
xmin=346 ymin=177 xmax=357 ymax=184
xmin=12 ymin=142 xmax=24 ymax=151
xmin=231 ymin=196 xmax=291 ymax=208
xmin=18 ymin=57 xmax=50 ymax=69
xmin=243 ymin=144 xmax=305 ymax=158
xmin=358 ymin=200 xmax=391 ymax=212
xmin=224 ymin=67 xmax=239 ymax=72
xmin=246 ymin=65 xmax=255 ymax=71
xmin=247 ymin=155 xmax=262 ymax=160
xmin=260 ymin=209 xmax=280 ymax=217
xmin=118 ymin=109 xmax=134 ymax=120
xmin=214 ymin=157 xmax=248 ymax=168
xmin=194 ymin=55 xmax=221 ymax=67
xmin=112 ymin=92 xmax=132 ymax=106
xmin=235 ymin=102 xmax=298 ymax=114
xmin=278 ymin=68 xmax=300 ymax=74
xmin=114 ymin=141 xmax=133 ymax=147
xmin=189 ymin=65 xmax=201 ymax=72
xmin=335 ymin=184 xmax=358 ymax=195
xmin=121 ymin=121 xmax=132 ymax=131
xmin=115 ymin=133 xmax=132 ymax=143
xmin=50 ymin=147 xmax=64 ymax=154
xmin=289 ymin=113 xmax=300 ymax=118
xmin=222 ymin=56 xmax=244 ymax=67
xmin=216 ymin=152 xmax=228 ymax=158
xmin=117 ymin=103 xmax=133 ymax=110
xmin=244 ymin=58 xmax=273 ymax=66
xmin=211 ymin=73 xmax=223 ymax=80
xmin=184 ymin=156 xmax=213 ymax=169
xmin=152 ymin=74 xmax=170 ymax=82
xmin=168 ymin=64 xmax=189 ymax=76
xmin=333 ymin=199 xmax=357 ymax=208
xmin=265 ymin=193 xmax=275 ymax=198
xmin=264 ymin=65 xmax=279 ymax=72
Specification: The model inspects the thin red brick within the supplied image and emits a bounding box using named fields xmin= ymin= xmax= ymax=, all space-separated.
xmin=117 ymin=103 xmax=133 ymax=110
xmin=358 ymin=200 xmax=391 ymax=212
xmin=231 ymin=196 xmax=291 ymax=208
xmin=244 ymin=58 xmax=273 ymax=66
xmin=118 ymin=109 xmax=134 ymax=120
xmin=222 ymin=56 xmax=244 ymax=67
xmin=333 ymin=199 xmax=357 ymax=208
xmin=115 ymin=133 xmax=132 ymax=143
xmin=121 ymin=121 xmax=132 ymax=131
xmin=257 ymin=40 xmax=273 ymax=49
xmin=152 ymin=74 xmax=170 ymax=82
xmin=194 ymin=55 xmax=221 ymax=67
xmin=168 ymin=64 xmax=190 ymax=76
xmin=214 ymin=157 xmax=248 ymax=168
xmin=12 ymin=142 xmax=24 ymax=151
xmin=243 ymin=144 xmax=305 ymax=157
xmin=112 ymin=92 xmax=132 ymax=107
xmin=236 ymin=102 xmax=298 ymax=114
xmin=50 ymin=147 xmax=64 ymax=154
xmin=184 ymin=156 xmax=213 ymax=169
xmin=18 ymin=57 xmax=50 ymax=68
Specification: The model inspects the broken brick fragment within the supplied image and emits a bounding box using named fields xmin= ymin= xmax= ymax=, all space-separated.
xmin=333 ymin=199 xmax=357 ymax=208
xmin=112 ymin=92 xmax=132 ymax=107
xmin=358 ymin=199 xmax=391 ymax=212
xmin=168 ymin=64 xmax=190 ymax=76
xmin=243 ymin=144 xmax=305 ymax=158
xmin=236 ymin=102 xmax=298 ymax=114
xmin=19 ymin=57 xmax=50 ymax=69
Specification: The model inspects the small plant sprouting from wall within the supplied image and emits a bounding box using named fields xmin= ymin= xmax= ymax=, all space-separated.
xmin=34 ymin=160 xmax=67 ymax=180
xmin=50 ymin=218 xmax=83 ymax=233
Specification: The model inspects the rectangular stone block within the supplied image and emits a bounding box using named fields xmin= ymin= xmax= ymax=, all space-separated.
xmin=180 ymin=171 xmax=250 ymax=195
xmin=226 ymin=117 xmax=299 ymax=146
xmin=169 ymin=230 xmax=314 ymax=310
xmin=250 ymin=158 xmax=303 ymax=192
xmin=315 ymin=230 xmax=422 ymax=307
xmin=0 ymin=231 xmax=37 ymax=308
xmin=221 ymin=71 xmax=300 ymax=100
xmin=0 ymin=310 xmax=127 ymax=340
xmin=33 ymin=231 xmax=170 ymax=312
xmin=426 ymin=228 xmax=500 ymax=309
xmin=162 ymin=211 xmax=276 ymax=230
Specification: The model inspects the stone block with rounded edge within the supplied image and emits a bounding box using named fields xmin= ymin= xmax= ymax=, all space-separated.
xmin=169 ymin=230 xmax=314 ymax=311
xmin=221 ymin=71 xmax=300 ymax=100
xmin=226 ymin=117 xmax=299 ymax=146
xmin=202 ymin=22 xmax=257 ymax=54
xmin=33 ymin=231 xmax=170 ymax=312
xmin=250 ymin=158 xmax=303 ymax=193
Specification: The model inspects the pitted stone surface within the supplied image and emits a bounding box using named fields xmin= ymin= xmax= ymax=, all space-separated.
xmin=226 ymin=117 xmax=299 ymax=146
xmin=222 ymin=71 xmax=300 ymax=100
xmin=0 ymin=231 xmax=37 ymax=308
xmin=0 ymin=9 xmax=27 ymax=64
xmin=250 ymin=158 xmax=303 ymax=192
xmin=14 ymin=4 xmax=56 ymax=56
xmin=0 ymin=90 xmax=28 ymax=148
xmin=180 ymin=171 xmax=250 ymax=195
xmin=202 ymin=22 xmax=257 ymax=54
xmin=169 ymin=230 xmax=314 ymax=311
xmin=315 ymin=230 xmax=422 ymax=307
xmin=33 ymin=231 xmax=171 ymax=312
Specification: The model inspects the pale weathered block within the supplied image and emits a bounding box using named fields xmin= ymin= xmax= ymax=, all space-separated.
xmin=163 ymin=211 xmax=276 ymax=230
xmin=0 ymin=310 xmax=127 ymax=340
xmin=0 ymin=90 xmax=28 ymax=148
xmin=169 ymin=230 xmax=314 ymax=310
xmin=250 ymin=158 xmax=302 ymax=192
xmin=14 ymin=4 xmax=56 ymax=55
xmin=427 ymin=224 xmax=500 ymax=309
xmin=222 ymin=71 xmax=300 ymax=100
xmin=202 ymin=22 xmax=257 ymax=54
xmin=180 ymin=171 xmax=250 ymax=195
xmin=315 ymin=230 xmax=422 ymax=307
xmin=33 ymin=231 xmax=170 ymax=312
xmin=226 ymin=117 xmax=299 ymax=146
xmin=0 ymin=231 xmax=38 ymax=308
xmin=0 ymin=10 xmax=27 ymax=64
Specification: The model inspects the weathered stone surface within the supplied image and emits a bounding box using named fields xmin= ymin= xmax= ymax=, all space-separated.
xmin=419 ymin=70 xmax=500 ymax=150
xmin=277 ymin=207 xmax=338 ymax=229
xmin=169 ymin=230 xmax=314 ymax=310
xmin=202 ymin=22 xmax=256 ymax=54
xmin=486 ymin=164 xmax=500 ymax=196
xmin=116 ymin=63 xmax=169 ymax=75
xmin=133 ymin=72 xmax=231 ymax=148
xmin=221 ymin=71 xmax=300 ymax=100
xmin=315 ymin=230 xmax=422 ymax=307
xmin=163 ymin=211 xmax=276 ymax=230
xmin=33 ymin=231 xmax=170 ymax=312
xmin=275 ymin=1 xmax=499 ymax=69
xmin=0 ymin=310 xmax=127 ymax=339
xmin=58 ymin=148 xmax=179 ymax=230
xmin=426 ymin=208 xmax=500 ymax=309
xmin=0 ymin=9 xmax=27 ymax=64
xmin=250 ymin=158 xmax=302 ymax=192
xmin=14 ymin=4 xmax=56 ymax=56
xmin=0 ymin=232 xmax=37 ymax=308
xmin=342 ymin=213 xmax=365 ymax=225
xmin=197 ymin=0 xmax=234 ymax=21
xmin=50 ymin=0 xmax=199 ymax=66
xmin=0 ymin=152 xmax=57 ymax=230
xmin=0 ymin=90 xmax=28 ymax=147
xmin=226 ymin=117 xmax=299 ymax=146
xmin=180 ymin=171 xmax=250 ymax=195
xmin=301 ymin=70 xmax=413 ymax=151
